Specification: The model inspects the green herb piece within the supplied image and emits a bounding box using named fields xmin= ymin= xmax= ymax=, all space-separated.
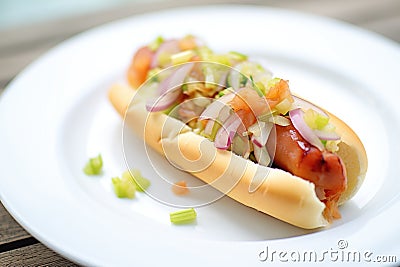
xmin=148 ymin=36 xmax=164 ymax=51
xmin=217 ymin=87 xmax=234 ymax=97
xmin=228 ymin=51 xmax=248 ymax=61
xmin=83 ymin=154 xmax=103 ymax=175
xmin=147 ymin=67 xmax=161 ymax=81
xmin=303 ymin=109 xmax=329 ymax=130
xmin=170 ymin=208 xmax=197 ymax=224
xmin=249 ymin=75 xmax=264 ymax=97
xmin=122 ymin=169 xmax=151 ymax=192
xmin=112 ymin=176 xmax=136 ymax=199
xmin=171 ymin=50 xmax=195 ymax=65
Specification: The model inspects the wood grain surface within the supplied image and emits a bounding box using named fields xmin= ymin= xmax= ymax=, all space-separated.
xmin=0 ymin=0 xmax=399 ymax=265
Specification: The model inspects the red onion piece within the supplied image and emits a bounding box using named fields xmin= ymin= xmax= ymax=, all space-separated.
xmin=158 ymin=63 xmax=194 ymax=95
xmin=151 ymin=40 xmax=180 ymax=68
xmin=251 ymin=135 xmax=263 ymax=148
xmin=146 ymin=63 xmax=194 ymax=112
xmin=145 ymin=90 xmax=181 ymax=112
xmin=313 ymin=129 xmax=340 ymax=140
xmin=214 ymin=113 xmax=243 ymax=149
xmin=289 ymin=108 xmax=324 ymax=151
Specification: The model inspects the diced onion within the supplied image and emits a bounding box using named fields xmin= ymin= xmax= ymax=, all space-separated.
xmin=251 ymin=135 xmax=263 ymax=148
xmin=313 ymin=129 xmax=340 ymax=140
xmin=199 ymin=93 xmax=235 ymax=120
xmin=214 ymin=113 xmax=243 ymax=149
xmin=200 ymin=93 xmax=235 ymax=136
xmin=151 ymin=39 xmax=180 ymax=68
xmin=231 ymin=134 xmax=251 ymax=159
xmin=269 ymin=115 xmax=290 ymax=126
xmin=228 ymin=69 xmax=240 ymax=90
xmin=158 ymin=63 xmax=194 ymax=95
xmin=253 ymin=145 xmax=271 ymax=166
xmin=289 ymin=108 xmax=324 ymax=151
xmin=145 ymin=90 xmax=181 ymax=112
xmin=248 ymin=121 xmax=273 ymax=147
xmin=292 ymin=95 xmax=328 ymax=117
xmin=204 ymin=119 xmax=215 ymax=136
xmin=171 ymin=50 xmax=195 ymax=65
xmin=146 ymin=64 xmax=194 ymax=112
xmin=248 ymin=121 xmax=264 ymax=136
xmin=216 ymin=71 xmax=229 ymax=90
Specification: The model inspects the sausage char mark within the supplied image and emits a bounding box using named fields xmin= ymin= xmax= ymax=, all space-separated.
xmin=267 ymin=123 xmax=347 ymax=221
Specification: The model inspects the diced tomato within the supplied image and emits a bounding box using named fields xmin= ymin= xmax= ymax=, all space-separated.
xmin=172 ymin=180 xmax=189 ymax=195
xmin=229 ymin=88 xmax=268 ymax=128
xmin=127 ymin=46 xmax=154 ymax=88
xmin=178 ymin=36 xmax=198 ymax=51
xmin=265 ymin=79 xmax=293 ymax=109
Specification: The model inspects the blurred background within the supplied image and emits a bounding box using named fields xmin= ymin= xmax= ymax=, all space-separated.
xmin=0 ymin=0 xmax=400 ymax=32
xmin=1 ymin=0 xmax=399 ymax=34
xmin=0 ymin=0 xmax=139 ymax=29
xmin=1 ymin=0 xmax=398 ymax=96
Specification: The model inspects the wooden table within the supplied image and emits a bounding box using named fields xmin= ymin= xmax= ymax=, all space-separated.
xmin=1 ymin=0 xmax=399 ymax=265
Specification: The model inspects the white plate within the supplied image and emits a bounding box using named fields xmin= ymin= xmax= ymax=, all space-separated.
xmin=1 ymin=5 xmax=400 ymax=266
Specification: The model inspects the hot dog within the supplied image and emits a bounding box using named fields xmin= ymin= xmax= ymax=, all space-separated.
xmin=108 ymin=35 xmax=368 ymax=229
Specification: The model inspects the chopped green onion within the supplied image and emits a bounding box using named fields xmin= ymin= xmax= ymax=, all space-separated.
xmin=162 ymin=102 xmax=178 ymax=115
xmin=303 ymin=109 xmax=329 ymax=130
xmin=83 ymin=154 xmax=103 ymax=175
xmin=157 ymin=52 xmax=171 ymax=67
xmin=211 ymin=54 xmax=231 ymax=66
xmin=217 ymin=87 xmax=234 ymax=97
xmin=171 ymin=50 xmax=195 ymax=65
xmin=315 ymin=116 xmax=330 ymax=130
xmin=170 ymin=208 xmax=197 ymax=224
xmin=147 ymin=67 xmax=161 ymax=80
xmin=112 ymin=176 xmax=136 ymax=199
xmin=122 ymin=169 xmax=151 ymax=192
xmin=148 ymin=36 xmax=164 ymax=51
xmin=255 ymin=81 xmax=266 ymax=95
xmin=228 ymin=51 xmax=248 ymax=61
xmin=249 ymin=76 xmax=264 ymax=97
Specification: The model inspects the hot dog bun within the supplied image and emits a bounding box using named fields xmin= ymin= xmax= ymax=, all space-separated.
xmin=108 ymin=83 xmax=367 ymax=229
